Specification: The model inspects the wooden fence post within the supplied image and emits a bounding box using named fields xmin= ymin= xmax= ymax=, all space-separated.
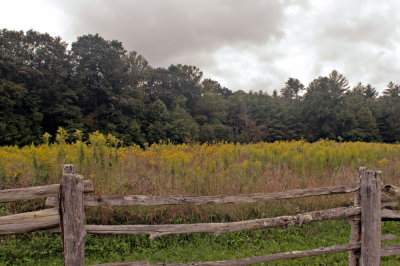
xmin=360 ymin=170 xmax=381 ymax=266
xmin=348 ymin=167 xmax=364 ymax=266
xmin=59 ymin=164 xmax=86 ymax=266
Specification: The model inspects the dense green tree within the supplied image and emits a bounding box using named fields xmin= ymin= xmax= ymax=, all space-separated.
xmin=280 ymin=78 xmax=304 ymax=100
xmin=125 ymin=51 xmax=150 ymax=88
xmin=383 ymin=82 xmax=400 ymax=97
xmin=195 ymin=79 xmax=230 ymax=142
xmin=25 ymin=30 xmax=82 ymax=136
xmin=70 ymin=34 xmax=126 ymax=131
xmin=375 ymin=82 xmax=400 ymax=142
xmin=357 ymin=107 xmax=379 ymax=141
xmin=352 ymin=82 xmax=378 ymax=100
xmin=0 ymin=29 xmax=80 ymax=145
xmin=302 ymin=70 xmax=349 ymax=141
xmin=144 ymin=64 xmax=203 ymax=111
xmin=0 ymin=80 xmax=28 ymax=145
xmin=192 ymin=93 xmax=227 ymax=125
xmin=201 ymin=79 xmax=232 ymax=98
xmin=168 ymin=105 xmax=199 ymax=144
xmin=338 ymin=84 xmax=380 ymax=141
xmin=278 ymin=78 xmax=305 ymax=140
xmin=143 ymin=99 xmax=170 ymax=144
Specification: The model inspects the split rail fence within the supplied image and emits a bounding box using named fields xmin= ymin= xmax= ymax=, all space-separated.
xmin=1 ymin=165 xmax=400 ymax=265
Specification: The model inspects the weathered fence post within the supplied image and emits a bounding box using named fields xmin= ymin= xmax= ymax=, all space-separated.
xmin=360 ymin=170 xmax=381 ymax=266
xmin=348 ymin=167 xmax=364 ymax=266
xmin=59 ymin=164 xmax=86 ymax=266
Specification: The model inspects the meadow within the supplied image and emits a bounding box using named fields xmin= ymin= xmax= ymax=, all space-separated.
xmin=1 ymin=131 xmax=400 ymax=264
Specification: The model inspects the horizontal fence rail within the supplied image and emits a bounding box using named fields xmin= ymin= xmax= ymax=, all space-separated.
xmin=85 ymin=206 xmax=362 ymax=239
xmin=3 ymin=206 xmax=399 ymax=237
xmin=83 ymin=208 xmax=399 ymax=239
xmin=0 ymin=179 xmax=93 ymax=203
xmin=45 ymin=184 xmax=360 ymax=207
xmin=0 ymin=208 xmax=59 ymax=234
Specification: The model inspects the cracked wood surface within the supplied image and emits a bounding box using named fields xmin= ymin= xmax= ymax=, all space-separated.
xmin=85 ymin=206 xmax=361 ymax=239
xmin=46 ymin=184 xmax=359 ymax=207
xmin=0 ymin=208 xmax=59 ymax=234
xmin=0 ymin=180 xmax=93 ymax=203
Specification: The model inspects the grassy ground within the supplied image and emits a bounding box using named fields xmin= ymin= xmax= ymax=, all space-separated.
xmin=1 ymin=220 xmax=400 ymax=265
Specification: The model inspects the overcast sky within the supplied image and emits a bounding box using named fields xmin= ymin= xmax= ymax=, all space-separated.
xmin=2 ymin=0 xmax=400 ymax=93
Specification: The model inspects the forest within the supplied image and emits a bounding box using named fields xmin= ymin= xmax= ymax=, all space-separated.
xmin=1 ymin=29 xmax=400 ymax=147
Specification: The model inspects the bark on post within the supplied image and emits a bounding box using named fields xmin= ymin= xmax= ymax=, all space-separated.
xmin=360 ymin=170 xmax=381 ymax=266
xmin=348 ymin=167 xmax=364 ymax=266
xmin=60 ymin=164 xmax=86 ymax=266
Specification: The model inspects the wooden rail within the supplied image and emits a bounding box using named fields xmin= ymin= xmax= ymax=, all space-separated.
xmin=0 ymin=208 xmax=59 ymax=234
xmin=41 ymin=207 xmax=400 ymax=236
xmin=85 ymin=206 xmax=361 ymax=239
xmin=45 ymin=184 xmax=359 ymax=207
xmin=0 ymin=179 xmax=93 ymax=203
xmin=1 ymin=165 xmax=400 ymax=265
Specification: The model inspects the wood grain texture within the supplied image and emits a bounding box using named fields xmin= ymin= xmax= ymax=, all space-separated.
xmin=348 ymin=167 xmax=364 ymax=266
xmin=360 ymin=170 xmax=381 ymax=266
xmin=39 ymin=207 xmax=396 ymax=236
xmin=46 ymin=184 xmax=359 ymax=207
xmin=381 ymin=209 xmax=400 ymax=221
xmin=381 ymin=200 xmax=399 ymax=209
xmin=0 ymin=208 xmax=59 ymax=235
xmin=0 ymin=180 xmax=93 ymax=203
xmin=381 ymin=244 xmax=400 ymax=257
xmin=93 ymin=234 xmax=396 ymax=266
xmin=382 ymin=184 xmax=400 ymax=202
xmin=60 ymin=165 xmax=86 ymax=266
xmin=85 ymin=206 xmax=361 ymax=239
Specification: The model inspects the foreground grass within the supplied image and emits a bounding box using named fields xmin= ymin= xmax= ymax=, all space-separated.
xmin=1 ymin=220 xmax=399 ymax=265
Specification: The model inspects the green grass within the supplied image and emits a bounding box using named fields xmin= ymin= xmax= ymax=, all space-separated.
xmin=1 ymin=220 xmax=400 ymax=265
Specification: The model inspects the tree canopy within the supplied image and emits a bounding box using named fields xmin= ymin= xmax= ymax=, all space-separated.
xmin=1 ymin=29 xmax=399 ymax=146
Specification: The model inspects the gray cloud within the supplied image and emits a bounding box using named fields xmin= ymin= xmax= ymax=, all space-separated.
xmin=38 ymin=0 xmax=400 ymax=92
xmin=306 ymin=1 xmax=400 ymax=91
xmin=57 ymin=0 xmax=286 ymax=67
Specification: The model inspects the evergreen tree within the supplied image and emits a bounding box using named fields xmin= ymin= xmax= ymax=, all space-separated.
xmin=375 ymin=82 xmax=400 ymax=142
xmin=302 ymin=70 xmax=349 ymax=141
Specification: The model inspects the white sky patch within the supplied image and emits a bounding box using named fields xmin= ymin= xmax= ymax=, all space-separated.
xmin=206 ymin=47 xmax=261 ymax=91
xmin=207 ymin=46 xmax=285 ymax=92
xmin=274 ymin=0 xmax=400 ymax=90
xmin=1 ymin=0 xmax=68 ymax=39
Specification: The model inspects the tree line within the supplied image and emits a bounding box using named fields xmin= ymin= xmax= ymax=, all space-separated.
xmin=1 ymin=29 xmax=399 ymax=146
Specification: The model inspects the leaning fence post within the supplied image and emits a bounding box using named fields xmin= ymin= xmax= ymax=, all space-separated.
xmin=59 ymin=164 xmax=86 ymax=266
xmin=360 ymin=170 xmax=381 ymax=266
xmin=348 ymin=167 xmax=364 ymax=266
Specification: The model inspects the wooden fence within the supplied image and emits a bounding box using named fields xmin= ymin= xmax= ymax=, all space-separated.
xmin=1 ymin=165 xmax=400 ymax=265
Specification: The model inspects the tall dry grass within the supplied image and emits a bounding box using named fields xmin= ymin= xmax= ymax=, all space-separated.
xmin=1 ymin=131 xmax=400 ymax=223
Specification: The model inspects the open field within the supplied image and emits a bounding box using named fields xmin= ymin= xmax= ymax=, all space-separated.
xmin=1 ymin=138 xmax=400 ymax=264
xmin=1 ymin=138 xmax=400 ymax=222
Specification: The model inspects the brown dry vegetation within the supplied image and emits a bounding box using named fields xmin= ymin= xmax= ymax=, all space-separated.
xmin=1 ymin=135 xmax=400 ymax=224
